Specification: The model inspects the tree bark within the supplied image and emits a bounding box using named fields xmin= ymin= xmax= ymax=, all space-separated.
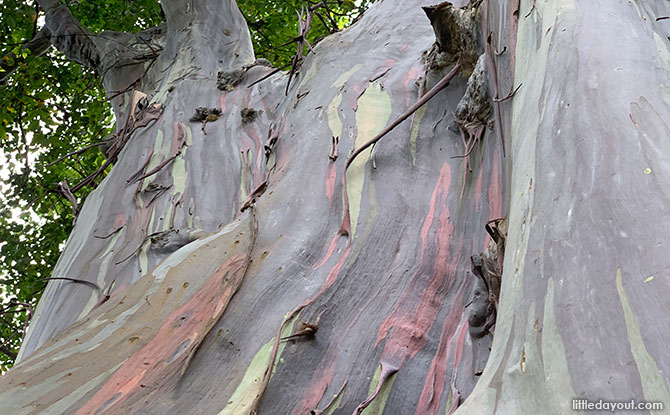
xmin=455 ymin=1 xmax=670 ymax=413
xmin=1 ymin=0 xmax=669 ymax=414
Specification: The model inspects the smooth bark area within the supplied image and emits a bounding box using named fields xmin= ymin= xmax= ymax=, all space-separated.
xmin=456 ymin=1 xmax=670 ymax=413
xmin=1 ymin=0 xmax=669 ymax=414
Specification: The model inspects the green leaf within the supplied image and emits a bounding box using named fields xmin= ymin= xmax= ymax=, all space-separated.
xmin=341 ymin=0 xmax=355 ymax=11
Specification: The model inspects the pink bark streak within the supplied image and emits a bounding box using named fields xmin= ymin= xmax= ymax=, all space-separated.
xmin=322 ymin=244 xmax=351 ymax=291
xmin=325 ymin=162 xmax=337 ymax=203
xmin=268 ymin=237 xmax=352 ymax=414
xmin=489 ymin=147 xmax=502 ymax=218
xmin=172 ymin=121 xmax=184 ymax=151
xmin=414 ymin=285 xmax=467 ymax=415
xmin=350 ymin=84 xmax=367 ymax=111
xmin=447 ymin=321 xmax=469 ymax=414
xmin=403 ymin=66 xmax=423 ymax=108
xmin=290 ymin=349 xmax=337 ymax=415
xmin=375 ymin=163 xmax=458 ymax=368
xmin=219 ymin=94 xmax=228 ymax=112
xmin=296 ymin=241 xmax=407 ymax=413
xmin=313 ymin=234 xmax=341 ymax=270
xmin=76 ymin=255 xmax=247 ymax=415
xmin=107 ymin=214 xmax=126 ymax=231
xmin=474 ymin=160 xmax=484 ymax=207
xmin=280 ymin=244 xmax=354 ymax=414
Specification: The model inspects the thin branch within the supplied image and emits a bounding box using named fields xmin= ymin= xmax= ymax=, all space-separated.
xmin=486 ymin=31 xmax=507 ymax=156
xmin=32 ymin=4 xmax=41 ymax=39
xmin=16 ymin=104 xmax=31 ymax=185
xmin=93 ymin=225 xmax=124 ymax=239
xmin=44 ymin=136 xmax=115 ymax=167
xmin=0 ymin=27 xmax=52 ymax=84
xmin=524 ymin=0 xmax=536 ymax=18
xmin=56 ymin=180 xmax=79 ymax=221
xmin=494 ymin=45 xmax=506 ymax=56
xmin=313 ymin=11 xmax=335 ymax=34
xmin=105 ymin=55 xmax=159 ymax=100
xmin=247 ymin=63 xmax=291 ymax=88
xmin=0 ymin=344 xmax=18 ymax=361
xmin=36 ymin=277 xmax=101 ymax=293
xmin=340 ymin=63 xmax=461 ymax=235
xmin=0 ymin=333 xmax=20 ymax=361
xmin=312 ymin=380 xmax=348 ymax=415
xmin=115 ymin=240 xmax=146 ymax=265
xmin=127 ymin=151 xmax=179 ymax=185
xmin=493 ymin=83 xmax=522 ymax=102
xmin=345 ymin=63 xmax=462 ymax=170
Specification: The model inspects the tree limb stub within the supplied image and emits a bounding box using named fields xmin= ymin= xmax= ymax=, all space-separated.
xmin=422 ymin=2 xmax=480 ymax=71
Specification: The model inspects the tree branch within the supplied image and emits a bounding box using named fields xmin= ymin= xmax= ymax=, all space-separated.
xmin=345 ymin=63 xmax=462 ymax=170
xmin=0 ymin=27 xmax=52 ymax=84
xmin=0 ymin=338 xmax=19 ymax=361
xmin=38 ymin=0 xmax=102 ymax=69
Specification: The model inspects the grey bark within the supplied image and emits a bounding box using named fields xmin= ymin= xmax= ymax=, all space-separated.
xmin=1 ymin=0 xmax=669 ymax=414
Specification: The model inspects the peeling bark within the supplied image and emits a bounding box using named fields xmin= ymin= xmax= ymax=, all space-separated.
xmin=2 ymin=0 xmax=669 ymax=414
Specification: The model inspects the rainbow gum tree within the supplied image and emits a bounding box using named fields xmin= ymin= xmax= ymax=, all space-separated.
xmin=2 ymin=0 xmax=670 ymax=414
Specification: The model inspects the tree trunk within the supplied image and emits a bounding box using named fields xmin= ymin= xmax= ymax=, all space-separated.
xmin=2 ymin=0 xmax=669 ymax=414
xmin=456 ymin=1 xmax=670 ymax=413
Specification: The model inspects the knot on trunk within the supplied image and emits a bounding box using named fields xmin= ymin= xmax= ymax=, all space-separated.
xmin=189 ymin=107 xmax=222 ymax=122
xmin=422 ymin=1 xmax=481 ymax=73
xmin=452 ymin=54 xmax=492 ymax=129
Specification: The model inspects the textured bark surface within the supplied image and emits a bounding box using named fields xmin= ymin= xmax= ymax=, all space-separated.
xmin=1 ymin=0 xmax=669 ymax=414
xmin=456 ymin=0 xmax=670 ymax=414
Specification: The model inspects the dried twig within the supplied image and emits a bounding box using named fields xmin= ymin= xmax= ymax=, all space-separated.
xmin=44 ymin=135 xmax=116 ymax=168
xmin=247 ymin=62 xmax=291 ymax=88
xmin=329 ymin=135 xmax=339 ymax=161
xmin=93 ymin=225 xmax=125 ymax=239
xmin=37 ymin=277 xmax=101 ymax=293
xmin=311 ymin=380 xmax=348 ymax=415
xmin=493 ymin=83 xmax=522 ymax=102
xmin=127 ymin=125 xmax=184 ymax=186
xmin=57 ymin=180 xmax=79 ymax=221
xmin=345 ymin=63 xmax=462 ymax=171
xmin=524 ymin=0 xmax=536 ymax=18
xmin=340 ymin=63 xmax=461 ymax=235
xmin=493 ymin=45 xmax=507 ymax=56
